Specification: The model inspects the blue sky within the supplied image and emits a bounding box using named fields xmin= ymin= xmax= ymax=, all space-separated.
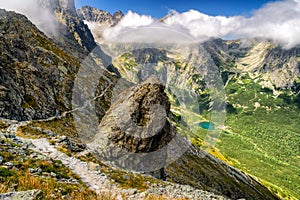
xmin=75 ymin=0 xmax=277 ymax=18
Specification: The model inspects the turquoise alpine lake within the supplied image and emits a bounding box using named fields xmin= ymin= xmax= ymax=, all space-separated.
xmin=199 ymin=122 xmax=215 ymax=130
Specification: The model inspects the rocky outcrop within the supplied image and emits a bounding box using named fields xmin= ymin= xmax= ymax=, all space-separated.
xmin=112 ymin=10 xmax=124 ymax=25
xmin=87 ymin=78 xmax=180 ymax=172
xmin=0 ymin=190 xmax=43 ymax=200
xmin=98 ymin=78 xmax=173 ymax=153
xmin=86 ymin=77 xmax=279 ymax=199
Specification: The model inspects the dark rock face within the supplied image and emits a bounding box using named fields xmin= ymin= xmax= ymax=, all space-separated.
xmin=0 ymin=9 xmax=116 ymax=121
xmin=0 ymin=9 xmax=78 ymax=120
xmin=53 ymin=3 xmax=97 ymax=55
xmin=101 ymin=80 xmax=174 ymax=153
xmin=112 ymin=10 xmax=124 ymax=25
xmin=35 ymin=0 xmax=97 ymax=56
xmin=90 ymin=78 xmax=175 ymax=154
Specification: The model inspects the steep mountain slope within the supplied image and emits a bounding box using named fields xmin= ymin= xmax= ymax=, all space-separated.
xmin=0 ymin=8 xmax=117 ymax=122
xmin=0 ymin=9 xmax=78 ymax=120
xmin=203 ymin=39 xmax=300 ymax=90
xmin=35 ymin=0 xmax=98 ymax=56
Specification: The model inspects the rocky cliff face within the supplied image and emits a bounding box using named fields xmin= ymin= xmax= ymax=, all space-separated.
xmin=0 ymin=8 xmax=116 ymax=121
xmin=0 ymin=9 xmax=78 ymax=120
xmin=203 ymin=39 xmax=300 ymax=90
xmin=77 ymin=6 xmax=123 ymax=26
xmin=35 ymin=0 xmax=97 ymax=56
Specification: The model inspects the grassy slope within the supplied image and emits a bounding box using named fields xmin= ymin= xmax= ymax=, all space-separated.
xmin=214 ymin=75 xmax=300 ymax=199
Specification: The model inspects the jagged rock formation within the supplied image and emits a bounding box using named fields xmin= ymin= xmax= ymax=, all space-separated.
xmin=112 ymin=10 xmax=124 ymax=24
xmin=33 ymin=0 xmax=97 ymax=56
xmin=77 ymin=6 xmax=124 ymax=43
xmin=203 ymin=39 xmax=300 ymax=89
xmin=77 ymin=6 xmax=123 ymax=26
xmin=87 ymin=78 xmax=179 ymax=172
xmin=52 ymin=1 xmax=97 ymax=55
xmin=103 ymin=80 xmax=173 ymax=153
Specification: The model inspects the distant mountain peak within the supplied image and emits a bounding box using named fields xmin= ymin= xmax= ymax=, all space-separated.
xmin=77 ymin=6 xmax=124 ymax=43
xmin=77 ymin=6 xmax=123 ymax=25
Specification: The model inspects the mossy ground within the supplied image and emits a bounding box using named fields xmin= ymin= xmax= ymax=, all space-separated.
xmin=77 ymin=153 xmax=165 ymax=192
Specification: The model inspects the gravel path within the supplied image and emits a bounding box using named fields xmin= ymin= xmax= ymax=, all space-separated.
xmin=4 ymin=119 xmax=123 ymax=199
xmin=28 ymin=138 xmax=120 ymax=195
xmin=2 ymin=118 xmax=230 ymax=200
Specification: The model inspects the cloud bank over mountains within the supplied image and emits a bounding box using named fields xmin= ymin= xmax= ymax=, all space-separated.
xmin=0 ymin=0 xmax=300 ymax=48
xmin=103 ymin=0 xmax=300 ymax=48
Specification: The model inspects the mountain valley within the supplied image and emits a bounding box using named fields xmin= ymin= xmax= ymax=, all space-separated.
xmin=0 ymin=1 xmax=299 ymax=200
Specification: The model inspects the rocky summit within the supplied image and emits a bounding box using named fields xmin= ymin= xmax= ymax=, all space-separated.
xmin=77 ymin=6 xmax=123 ymax=26
xmin=77 ymin=6 xmax=124 ymax=44
xmin=0 ymin=0 xmax=298 ymax=199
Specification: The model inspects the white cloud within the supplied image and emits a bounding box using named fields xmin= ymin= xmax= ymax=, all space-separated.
xmin=102 ymin=0 xmax=300 ymax=49
xmin=118 ymin=11 xmax=154 ymax=27
xmin=164 ymin=10 xmax=242 ymax=41
xmin=0 ymin=0 xmax=58 ymax=35
xmin=102 ymin=11 xmax=157 ymax=42
xmin=237 ymin=0 xmax=300 ymax=48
